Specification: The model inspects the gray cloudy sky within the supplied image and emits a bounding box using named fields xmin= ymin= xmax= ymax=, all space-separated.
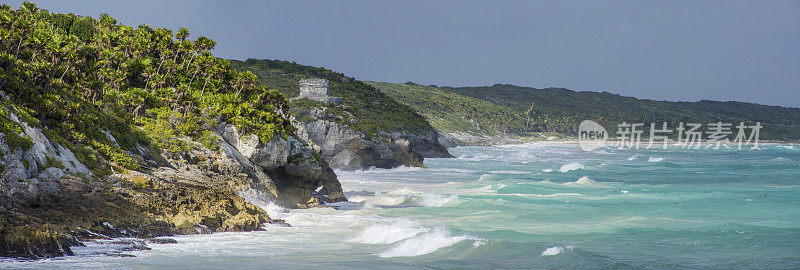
xmin=8 ymin=0 xmax=800 ymax=107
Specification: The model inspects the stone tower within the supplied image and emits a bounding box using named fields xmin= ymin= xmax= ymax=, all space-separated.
xmin=297 ymin=79 xmax=341 ymax=104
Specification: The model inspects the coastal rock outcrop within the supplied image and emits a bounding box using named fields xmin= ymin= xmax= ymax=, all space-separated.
xmin=302 ymin=118 xmax=421 ymax=170
xmin=0 ymin=113 xmax=345 ymax=259
xmin=213 ymin=122 xmax=345 ymax=206
xmin=298 ymin=108 xmax=451 ymax=170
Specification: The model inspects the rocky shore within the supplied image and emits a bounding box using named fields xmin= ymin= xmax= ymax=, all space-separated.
xmin=299 ymin=111 xmax=451 ymax=171
xmin=0 ymin=112 xmax=346 ymax=259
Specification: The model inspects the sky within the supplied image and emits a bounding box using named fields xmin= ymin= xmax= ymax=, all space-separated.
xmin=7 ymin=0 xmax=800 ymax=107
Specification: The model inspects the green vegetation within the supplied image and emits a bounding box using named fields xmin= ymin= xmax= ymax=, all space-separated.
xmin=368 ymin=81 xmax=523 ymax=135
xmin=370 ymin=82 xmax=800 ymax=141
xmin=0 ymin=105 xmax=33 ymax=150
xmin=0 ymin=3 xmax=292 ymax=176
xmin=43 ymin=155 xmax=65 ymax=171
xmin=230 ymin=59 xmax=436 ymax=137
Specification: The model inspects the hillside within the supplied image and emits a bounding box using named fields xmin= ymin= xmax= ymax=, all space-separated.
xmin=368 ymin=82 xmax=524 ymax=135
xmin=230 ymin=59 xmax=436 ymax=137
xmin=230 ymin=59 xmax=451 ymax=170
xmin=370 ymin=82 xmax=800 ymax=142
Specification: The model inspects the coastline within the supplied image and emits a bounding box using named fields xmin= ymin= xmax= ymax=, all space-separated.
xmin=5 ymin=142 xmax=797 ymax=268
xmin=441 ymin=132 xmax=800 ymax=148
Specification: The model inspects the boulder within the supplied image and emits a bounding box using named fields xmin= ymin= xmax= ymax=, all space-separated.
xmin=36 ymin=179 xmax=62 ymax=199
xmin=39 ymin=167 xmax=65 ymax=181
xmin=299 ymin=119 xmax=433 ymax=170
xmin=3 ymin=160 xmax=27 ymax=182
xmin=9 ymin=182 xmax=39 ymax=206
xmin=248 ymin=137 xmax=289 ymax=169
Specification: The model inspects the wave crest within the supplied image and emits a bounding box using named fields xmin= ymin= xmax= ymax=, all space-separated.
xmin=348 ymin=220 xmax=427 ymax=244
xmin=379 ymin=226 xmax=483 ymax=258
xmin=348 ymin=188 xmax=461 ymax=208
xmin=557 ymin=162 xmax=584 ymax=172
xmin=541 ymin=245 xmax=573 ymax=256
xmin=560 ymin=176 xmax=610 ymax=188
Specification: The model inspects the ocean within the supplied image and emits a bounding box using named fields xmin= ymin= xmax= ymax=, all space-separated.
xmin=5 ymin=142 xmax=800 ymax=269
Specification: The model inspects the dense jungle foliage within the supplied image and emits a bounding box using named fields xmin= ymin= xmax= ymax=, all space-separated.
xmin=371 ymin=82 xmax=800 ymax=141
xmin=0 ymin=3 xmax=292 ymax=176
xmin=230 ymin=59 xmax=437 ymax=137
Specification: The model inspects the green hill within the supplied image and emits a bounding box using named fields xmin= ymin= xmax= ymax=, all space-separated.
xmin=367 ymin=81 xmax=523 ymax=135
xmin=229 ymin=59 xmax=437 ymax=137
xmin=370 ymin=82 xmax=800 ymax=141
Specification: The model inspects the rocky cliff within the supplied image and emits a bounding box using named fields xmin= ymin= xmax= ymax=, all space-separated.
xmin=0 ymin=110 xmax=344 ymax=259
xmin=230 ymin=59 xmax=453 ymax=170
xmin=0 ymin=5 xmax=350 ymax=259
xmin=294 ymin=107 xmax=451 ymax=170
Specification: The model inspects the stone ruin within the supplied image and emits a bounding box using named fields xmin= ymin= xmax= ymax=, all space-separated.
xmin=298 ymin=78 xmax=342 ymax=104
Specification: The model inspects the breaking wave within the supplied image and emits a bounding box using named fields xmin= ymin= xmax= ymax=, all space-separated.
xmin=560 ymin=176 xmax=610 ymax=188
xmin=348 ymin=220 xmax=427 ymax=244
xmin=541 ymin=245 xmax=573 ymax=256
xmin=379 ymin=226 xmax=483 ymax=258
xmin=558 ymin=162 xmax=585 ymax=172
xmin=347 ymin=188 xmax=461 ymax=208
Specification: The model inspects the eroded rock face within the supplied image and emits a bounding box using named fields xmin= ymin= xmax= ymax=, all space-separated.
xmin=299 ymin=118 xmax=448 ymax=170
xmin=39 ymin=167 xmax=65 ymax=181
xmin=110 ymin=171 xmax=270 ymax=234
xmin=330 ymin=149 xmax=362 ymax=170
xmin=249 ymin=137 xmax=290 ymax=169
xmin=2 ymin=159 xmax=26 ymax=183
xmin=8 ymin=112 xmax=91 ymax=177
xmin=214 ymin=122 xmax=345 ymax=207
xmin=0 ymin=116 xmax=346 ymax=259
xmin=402 ymin=131 xmax=453 ymax=158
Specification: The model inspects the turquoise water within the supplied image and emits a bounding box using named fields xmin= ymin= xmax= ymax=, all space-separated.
xmin=5 ymin=143 xmax=800 ymax=269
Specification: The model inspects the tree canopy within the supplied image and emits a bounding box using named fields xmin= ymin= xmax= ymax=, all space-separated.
xmin=0 ymin=3 xmax=292 ymax=176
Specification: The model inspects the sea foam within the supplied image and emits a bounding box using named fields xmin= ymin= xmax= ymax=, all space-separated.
xmin=541 ymin=246 xmax=573 ymax=256
xmin=348 ymin=220 xmax=427 ymax=244
xmin=558 ymin=162 xmax=584 ymax=172
xmin=560 ymin=176 xmax=610 ymax=188
xmin=379 ymin=226 xmax=482 ymax=258
xmin=348 ymin=188 xmax=461 ymax=208
xmin=419 ymin=193 xmax=460 ymax=207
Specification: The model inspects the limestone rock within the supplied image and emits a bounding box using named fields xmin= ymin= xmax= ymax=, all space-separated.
xmin=299 ymin=118 xmax=434 ymax=170
xmin=112 ymin=171 xmax=270 ymax=234
xmin=249 ymin=137 xmax=289 ymax=169
xmin=39 ymin=167 xmax=65 ymax=181
xmin=329 ymin=149 xmax=362 ymax=170
xmin=3 ymin=159 xmax=27 ymax=182
xmin=5 ymin=112 xmax=91 ymax=176
xmin=1 ymin=114 xmax=347 ymax=259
